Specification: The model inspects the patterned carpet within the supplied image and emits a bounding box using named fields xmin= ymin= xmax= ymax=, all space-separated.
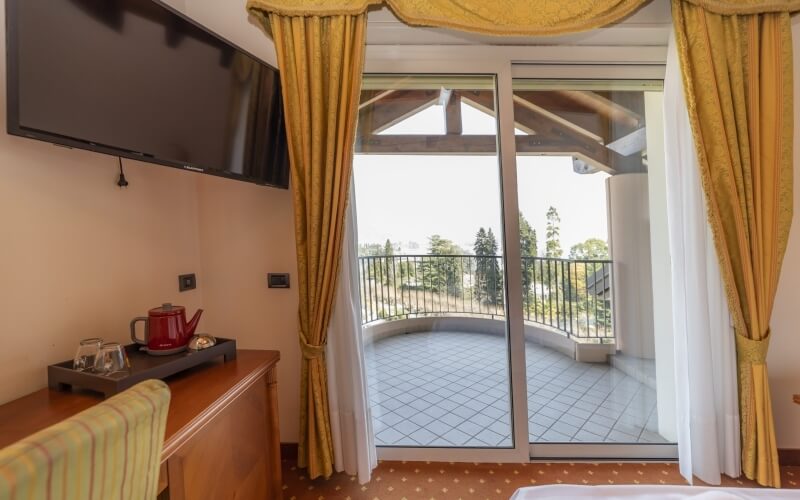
xmin=281 ymin=459 xmax=800 ymax=499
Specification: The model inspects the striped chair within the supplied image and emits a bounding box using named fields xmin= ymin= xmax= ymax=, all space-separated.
xmin=0 ymin=379 xmax=171 ymax=500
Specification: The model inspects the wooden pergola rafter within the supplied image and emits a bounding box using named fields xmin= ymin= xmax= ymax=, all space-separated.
xmin=355 ymin=88 xmax=648 ymax=175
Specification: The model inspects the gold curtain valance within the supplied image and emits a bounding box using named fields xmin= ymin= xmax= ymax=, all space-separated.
xmin=248 ymin=0 xmax=649 ymax=36
xmin=247 ymin=0 xmax=379 ymax=17
xmin=681 ymin=0 xmax=800 ymax=15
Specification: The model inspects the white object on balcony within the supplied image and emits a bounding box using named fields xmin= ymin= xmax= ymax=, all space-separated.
xmin=607 ymin=172 xmax=656 ymax=360
xmin=664 ymin=33 xmax=741 ymax=485
xmin=606 ymin=126 xmax=648 ymax=157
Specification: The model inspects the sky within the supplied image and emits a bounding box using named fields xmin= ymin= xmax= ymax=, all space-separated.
xmin=352 ymin=100 xmax=610 ymax=256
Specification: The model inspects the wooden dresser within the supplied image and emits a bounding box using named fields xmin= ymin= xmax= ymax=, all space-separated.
xmin=0 ymin=349 xmax=282 ymax=500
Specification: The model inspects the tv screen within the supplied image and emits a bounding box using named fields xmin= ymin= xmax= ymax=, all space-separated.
xmin=6 ymin=0 xmax=290 ymax=188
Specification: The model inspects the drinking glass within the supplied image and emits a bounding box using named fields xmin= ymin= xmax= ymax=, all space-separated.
xmin=73 ymin=338 xmax=103 ymax=371
xmin=94 ymin=342 xmax=130 ymax=375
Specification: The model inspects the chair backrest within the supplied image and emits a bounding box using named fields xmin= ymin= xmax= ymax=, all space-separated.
xmin=0 ymin=379 xmax=171 ymax=500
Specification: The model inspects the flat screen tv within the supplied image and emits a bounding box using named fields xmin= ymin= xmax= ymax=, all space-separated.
xmin=6 ymin=0 xmax=290 ymax=188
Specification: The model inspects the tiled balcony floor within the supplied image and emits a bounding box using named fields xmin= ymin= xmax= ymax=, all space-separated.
xmin=365 ymin=330 xmax=668 ymax=447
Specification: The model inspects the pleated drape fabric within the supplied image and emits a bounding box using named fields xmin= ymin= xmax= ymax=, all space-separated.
xmin=246 ymin=7 xmax=368 ymax=479
xmin=672 ymin=0 xmax=795 ymax=487
xmin=0 ymin=380 xmax=171 ymax=500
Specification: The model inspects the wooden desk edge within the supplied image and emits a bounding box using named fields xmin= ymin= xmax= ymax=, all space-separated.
xmin=0 ymin=349 xmax=280 ymax=465
xmin=160 ymin=351 xmax=280 ymax=462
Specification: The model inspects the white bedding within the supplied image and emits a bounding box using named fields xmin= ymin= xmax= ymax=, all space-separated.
xmin=511 ymin=484 xmax=799 ymax=499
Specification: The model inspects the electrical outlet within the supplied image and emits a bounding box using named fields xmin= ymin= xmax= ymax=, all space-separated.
xmin=179 ymin=273 xmax=197 ymax=292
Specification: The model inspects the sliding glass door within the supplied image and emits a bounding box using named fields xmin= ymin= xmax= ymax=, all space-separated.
xmin=350 ymin=62 xmax=677 ymax=461
xmin=353 ymin=75 xmax=515 ymax=450
xmin=508 ymin=75 xmax=676 ymax=457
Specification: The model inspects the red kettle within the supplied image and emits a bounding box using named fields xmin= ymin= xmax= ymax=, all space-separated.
xmin=130 ymin=303 xmax=203 ymax=355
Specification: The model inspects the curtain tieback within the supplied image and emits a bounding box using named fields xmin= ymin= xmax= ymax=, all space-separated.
xmin=300 ymin=338 xmax=325 ymax=360
xmin=735 ymin=331 xmax=770 ymax=365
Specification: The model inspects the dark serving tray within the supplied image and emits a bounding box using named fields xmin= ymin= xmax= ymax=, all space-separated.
xmin=48 ymin=338 xmax=237 ymax=398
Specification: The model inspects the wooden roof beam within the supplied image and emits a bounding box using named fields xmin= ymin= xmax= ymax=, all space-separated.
xmin=355 ymin=89 xmax=644 ymax=174
xmin=512 ymin=91 xmax=611 ymax=141
xmin=359 ymin=89 xmax=396 ymax=109
xmin=443 ymin=90 xmax=462 ymax=135
xmin=513 ymin=94 xmax=603 ymax=143
xmin=511 ymin=100 xmax=646 ymax=174
xmin=553 ymin=90 xmax=642 ymax=129
xmin=356 ymin=134 xmax=618 ymax=161
xmin=460 ymin=90 xmax=559 ymax=141
xmin=356 ymin=134 xmax=498 ymax=155
xmin=357 ymin=89 xmax=439 ymax=135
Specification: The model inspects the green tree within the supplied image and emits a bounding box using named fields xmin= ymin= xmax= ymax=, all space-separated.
xmin=519 ymin=212 xmax=538 ymax=297
xmin=473 ymin=229 xmax=487 ymax=254
xmin=473 ymin=228 xmax=488 ymax=303
xmin=566 ymin=238 xmax=610 ymax=335
xmin=473 ymin=228 xmax=503 ymax=305
xmin=358 ymin=242 xmax=384 ymax=285
xmin=382 ymin=239 xmax=396 ymax=286
xmin=428 ymin=234 xmax=463 ymax=256
xmin=358 ymin=242 xmax=383 ymax=257
xmin=545 ymin=206 xmax=562 ymax=258
xmin=485 ymin=229 xmax=504 ymax=305
xmin=568 ymin=238 xmax=609 ymax=260
xmin=422 ymin=235 xmax=464 ymax=296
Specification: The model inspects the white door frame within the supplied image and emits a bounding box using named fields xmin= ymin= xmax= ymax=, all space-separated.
xmin=363 ymin=44 xmax=676 ymax=463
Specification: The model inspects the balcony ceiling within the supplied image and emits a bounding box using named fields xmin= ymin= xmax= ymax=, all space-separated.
xmin=356 ymin=87 xmax=648 ymax=174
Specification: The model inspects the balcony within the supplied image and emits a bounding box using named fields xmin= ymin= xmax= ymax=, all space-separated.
xmin=360 ymin=254 xmax=666 ymax=447
xmin=360 ymin=254 xmax=613 ymax=345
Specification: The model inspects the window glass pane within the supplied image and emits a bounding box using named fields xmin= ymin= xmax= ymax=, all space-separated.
xmin=354 ymin=75 xmax=513 ymax=449
xmin=510 ymin=79 xmax=676 ymax=446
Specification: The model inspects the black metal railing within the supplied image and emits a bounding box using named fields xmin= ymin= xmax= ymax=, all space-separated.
xmin=358 ymin=254 xmax=613 ymax=340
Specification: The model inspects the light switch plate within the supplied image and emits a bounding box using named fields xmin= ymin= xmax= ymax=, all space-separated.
xmin=268 ymin=273 xmax=290 ymax=289
xmin=179 ymin=273 xmax=197 ymax=292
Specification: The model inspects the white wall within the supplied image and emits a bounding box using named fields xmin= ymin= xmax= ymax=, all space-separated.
xmin=0 ymin=0 xmax=301 ymax=443
xmin=0 ymin=0 xmax=191 ymax=405
xmin=196 ymin=175 xmax=300 ymax=442
xmin=0 ymin=135 xmax=207 ymax=404
xmin=607 ymin=173 xmax=656 ymax=359
xmin=766 ymin=18 xmax=800 ymax=451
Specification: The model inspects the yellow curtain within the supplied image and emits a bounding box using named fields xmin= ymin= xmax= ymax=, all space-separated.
xmin=247 ymin=6 xmax=367 ymax=480
xmin=681 ymin=0 xmax=800 ymax=15
xmin=248 ymin=0 xmax=649 ymax=36
xmin=672 ymin=0 xmax=795 ymax=487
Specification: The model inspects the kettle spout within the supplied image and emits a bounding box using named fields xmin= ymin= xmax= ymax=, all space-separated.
xmin=185 ymin=309 xmax=204 ymax=337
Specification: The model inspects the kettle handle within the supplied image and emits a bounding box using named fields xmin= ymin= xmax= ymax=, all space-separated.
xmin=130 ymin=317 xmax=149 ymax=345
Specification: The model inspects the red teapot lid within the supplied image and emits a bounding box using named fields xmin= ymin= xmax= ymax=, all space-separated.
xmin=149 ymin=303 xmax=185 ymax=316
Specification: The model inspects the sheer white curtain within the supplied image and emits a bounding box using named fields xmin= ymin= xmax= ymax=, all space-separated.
xmin=664 ymin=33 xmax=741 ymax=485
xmin=326 ymin=186 xmax=377 ymax=484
